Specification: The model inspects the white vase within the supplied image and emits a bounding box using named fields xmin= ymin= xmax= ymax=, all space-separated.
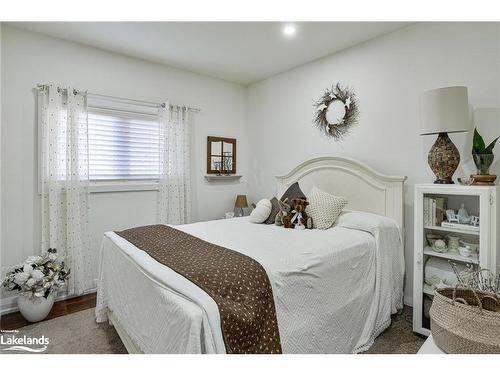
xmin=17 ymin=293 xmax=55 ymax=322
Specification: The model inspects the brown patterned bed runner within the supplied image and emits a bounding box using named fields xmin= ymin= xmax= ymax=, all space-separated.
xmin=115 ymin=225 xmax=282 ymax=354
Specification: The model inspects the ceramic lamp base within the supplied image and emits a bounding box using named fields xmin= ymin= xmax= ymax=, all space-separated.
xmin=428 ymin=132 xmax=460 ymax=184
xmin=434 ymin=177 xmax=454 ymax=184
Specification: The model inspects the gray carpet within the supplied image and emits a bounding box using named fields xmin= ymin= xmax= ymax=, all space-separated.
xmin=4 ymin=306 xmax=424 ymax=354
xmin=364 ymin=306 xmax=425 ymax=354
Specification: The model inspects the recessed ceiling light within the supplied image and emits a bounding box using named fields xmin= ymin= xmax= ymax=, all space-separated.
xmin=282 ymin=24 xmax=296 ymax=37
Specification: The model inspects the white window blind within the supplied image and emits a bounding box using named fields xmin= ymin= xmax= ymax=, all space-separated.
xmin=88 ymin=107 xmax=160 ymax=181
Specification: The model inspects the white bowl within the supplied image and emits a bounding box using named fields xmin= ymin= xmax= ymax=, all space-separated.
xmin=459 ymin=240 xmax=478 ymax=253
xmin=458 ymin=247 xmax=472 ymax=257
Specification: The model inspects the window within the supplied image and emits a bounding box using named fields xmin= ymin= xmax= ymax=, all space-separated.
xmin=87 ymin=107 xmax=160 ymax=181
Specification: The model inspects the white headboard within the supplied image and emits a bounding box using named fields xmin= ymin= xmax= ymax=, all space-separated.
xmin=275 ymin=156 xmax=407 ymax=231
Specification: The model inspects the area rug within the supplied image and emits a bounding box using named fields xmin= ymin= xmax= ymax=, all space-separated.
xmin=2 ymin=306 xmax=424 ymax=354
xmin=2 ymin=308 xmax=126 ymax=354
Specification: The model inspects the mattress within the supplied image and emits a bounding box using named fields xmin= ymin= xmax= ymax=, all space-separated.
xmin=96 ymin=210 xmax=404 ymax=353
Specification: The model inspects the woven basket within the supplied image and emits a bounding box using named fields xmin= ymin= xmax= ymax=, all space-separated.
xmin=430 ymin=287 xmax=500 ymax=353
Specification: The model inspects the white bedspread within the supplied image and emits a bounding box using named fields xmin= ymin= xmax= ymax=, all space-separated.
xmin=96 ymin=211 xmax=404 ymax=353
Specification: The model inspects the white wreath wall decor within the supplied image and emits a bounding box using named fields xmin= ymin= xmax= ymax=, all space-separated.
xmin=313 ymin=83 xmax=359 ymax=140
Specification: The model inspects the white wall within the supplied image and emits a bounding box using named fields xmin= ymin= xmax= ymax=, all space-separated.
xmin=247 ymin=22 xmax=500 ymax=305
xmin=0 ymin=26 xmax=250 ymax=296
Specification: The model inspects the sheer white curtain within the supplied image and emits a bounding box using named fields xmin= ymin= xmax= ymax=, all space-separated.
xmin=158 ymin=105 xmax=191 ymax=225
xmin=39 ymin=85 xmax=92 ymax=296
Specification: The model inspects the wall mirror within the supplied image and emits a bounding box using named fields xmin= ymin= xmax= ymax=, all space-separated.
xmin=207 ymin=136 xmax=236 ymax=174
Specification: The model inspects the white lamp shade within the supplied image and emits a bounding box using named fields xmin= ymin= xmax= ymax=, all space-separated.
xmin=421 ymin=86 xmax=469 ymax=135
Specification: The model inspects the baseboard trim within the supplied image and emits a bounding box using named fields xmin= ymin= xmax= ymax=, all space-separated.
xmin=1 ymin=288 xmax=97 ymax=315
xmin=0 ymin=295 xmax=18 ymax=315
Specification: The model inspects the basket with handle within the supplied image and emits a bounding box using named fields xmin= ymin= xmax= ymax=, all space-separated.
xmin=430 ymin=286 xmax=500 ymax=353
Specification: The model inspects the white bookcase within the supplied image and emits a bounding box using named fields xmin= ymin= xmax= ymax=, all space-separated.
xmin=413 ymin=183 xmax=500 ymax=336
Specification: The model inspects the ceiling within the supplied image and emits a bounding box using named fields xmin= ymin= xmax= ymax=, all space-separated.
xmin=10 ymin=22 xmax=411 ymax=84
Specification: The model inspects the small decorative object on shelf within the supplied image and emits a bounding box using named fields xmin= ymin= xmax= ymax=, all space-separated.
xmin=420 ymin=87 xmax=469 ymax=184
xmin=222 ymin=155 xmax=233 ymax=175
xmin=471 ymin=127 xmax=498 ymax=185
xmin=445 ymin=209 xmax=460 ymax=224
xmin=432 ymin=239 xmax=448 ymax=253
xmin=234 ymin=194 xmax=248 ymax=217
xmin=470 ymin=215 xmax=480 ymax=227
xmin=443 ymin=205 xmax=480 ymax=231
xmin=457 ymin=177 xmax=475 ymax=186
xmin=460 ymin=239 xmax=479 ymax=253
xmin=426 ymin=233 xmax=442 ymax=247
xmin=1 ymin=248 xmax=70 ymax=322
xmin=457 ymin=203 xmax=470 ymax=224
xmin=313 ymin=83 xmax=359 ymax=141
xmin=207 ymin=136 xmax=236 ymax=175
xmin=458 ymin=247 xmax=472 ymax=257
xmin=447 ymin=235 xmax=460 ymax=251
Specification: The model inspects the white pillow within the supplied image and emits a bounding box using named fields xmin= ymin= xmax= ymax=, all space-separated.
xmin=306 ymin=187 xmax=348 ymax=230
xmin=249 ymin=199 xmax=272 ymax=223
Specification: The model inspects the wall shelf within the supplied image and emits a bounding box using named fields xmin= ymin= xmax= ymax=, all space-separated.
xmin=204 ymin=175 xmax=242 ymax=182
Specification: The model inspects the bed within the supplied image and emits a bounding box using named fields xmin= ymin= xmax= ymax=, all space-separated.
xmin=95 ymin=156 xmax=407 ymax=354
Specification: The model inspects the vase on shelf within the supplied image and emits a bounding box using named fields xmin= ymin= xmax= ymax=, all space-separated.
xmin=473 ymin=154 xmax=494 ymax=175
xmin=471 ymin=154 xmax=497 ymax=185
xmin=17 ymin=293 xmax=55 ymax=322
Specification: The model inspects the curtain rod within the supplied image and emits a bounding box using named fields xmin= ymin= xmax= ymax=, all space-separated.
xmin=35 ymin=84 xmax=201 ymax=113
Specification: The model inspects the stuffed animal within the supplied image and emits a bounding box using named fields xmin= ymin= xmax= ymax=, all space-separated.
xmin=289 ymin=198 xmax=313 ymax=229
xmin=275 ymin=198 xmax=291 ymax=226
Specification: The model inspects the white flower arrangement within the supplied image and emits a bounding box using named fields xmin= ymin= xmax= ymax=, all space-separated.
xmin=2 ymin=248 xmax=70 ymax=298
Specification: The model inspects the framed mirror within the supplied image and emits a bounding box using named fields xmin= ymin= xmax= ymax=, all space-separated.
xmin=207 ymin=136 xmax=237 ymax=174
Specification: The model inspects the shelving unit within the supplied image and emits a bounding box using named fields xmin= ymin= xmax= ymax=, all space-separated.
xmin=413 ymin=184 xmax=500 ymax=337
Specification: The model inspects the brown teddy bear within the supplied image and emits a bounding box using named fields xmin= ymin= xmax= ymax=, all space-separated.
xmin=288 ymin=198 xmax=313 ymax=229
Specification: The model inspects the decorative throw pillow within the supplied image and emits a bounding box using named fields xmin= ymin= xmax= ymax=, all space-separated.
xmin=306 ymin=187 xmax=348 ymax=230
xmin=280 ymin=182 xmax=306 ymax=203
xmin=250 ymin=199 xmax=273 ymax=223
xmin=265 ymin=197 xmax=281 ymax=224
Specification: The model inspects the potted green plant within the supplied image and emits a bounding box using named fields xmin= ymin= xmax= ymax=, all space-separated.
xmin=472 ymin=128 xmax=499 ymax=175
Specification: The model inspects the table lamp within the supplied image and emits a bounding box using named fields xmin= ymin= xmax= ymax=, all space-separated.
xmin=234 ymin=194 xmax=248 ymax=217
xmin=420 ymin=86 xmax=469 ymax=184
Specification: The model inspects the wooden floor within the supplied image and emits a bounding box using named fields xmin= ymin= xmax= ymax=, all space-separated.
xmin=0 ymin=293 xmax=97 ymax=330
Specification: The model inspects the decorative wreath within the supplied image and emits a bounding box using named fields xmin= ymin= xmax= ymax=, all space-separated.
xmin=313 ymin=83 xmax=359 ymax=140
